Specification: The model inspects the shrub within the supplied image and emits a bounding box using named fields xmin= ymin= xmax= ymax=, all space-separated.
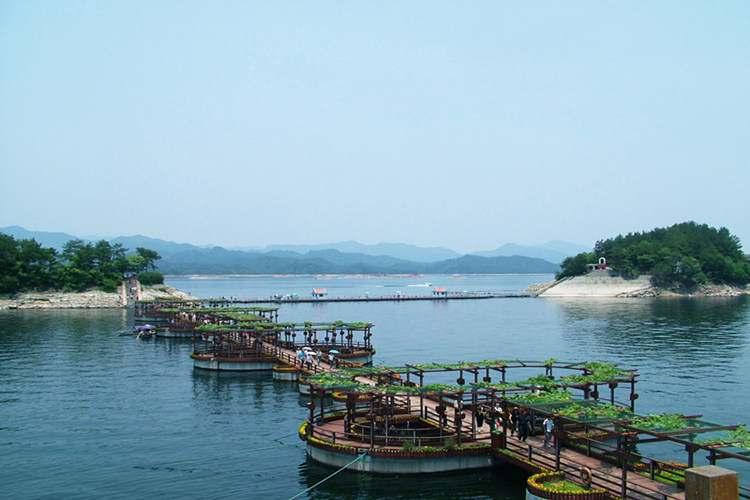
xmin=137 ymin=272 xmax=164 ymax=285
xmin=443 ymin=437 xmax=457 ymax=451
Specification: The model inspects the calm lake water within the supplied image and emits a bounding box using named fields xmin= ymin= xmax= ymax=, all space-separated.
xmin=1 ymin=274 xmax=749 ymax=499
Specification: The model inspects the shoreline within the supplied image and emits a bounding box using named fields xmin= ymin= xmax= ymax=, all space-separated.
xmin=529 ymin=274 xmax=750 ymax=298
xmin=0 ymin=284 xmax=197 ymax=310
xmin=166 ymin=273 xmax=554 ymax=279
xmin=3 ymin=275 xmax=748 ymax=310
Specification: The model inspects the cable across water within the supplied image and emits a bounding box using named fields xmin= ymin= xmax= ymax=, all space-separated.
xmin=287 ymin=451 xmax=369 ymax=500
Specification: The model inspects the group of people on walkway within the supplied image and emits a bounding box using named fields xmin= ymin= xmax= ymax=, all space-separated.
xmin=474 ymin=406 xmax=555 ymax=448
xmin=474 ymin=406 xmax=503 ymax=433
xmin=510 ymin=408 xmax=555 ymax=447
xmin=296 ymin=348 xmax=320 ymax=368
xmin=295 ymin=347 xmax=337 ymax=370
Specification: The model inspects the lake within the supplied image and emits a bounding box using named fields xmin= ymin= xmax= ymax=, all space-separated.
xmin=1 ymin=274 xmax=749 ymax=499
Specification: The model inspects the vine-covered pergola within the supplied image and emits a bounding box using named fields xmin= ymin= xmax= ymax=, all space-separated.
xmin=302 ymin=359 xmax=750 ymax=495
xmin=303 ymin=360 xmax=639 ymax=447
xmin=192 ymin=320 xmax=375 ymax=361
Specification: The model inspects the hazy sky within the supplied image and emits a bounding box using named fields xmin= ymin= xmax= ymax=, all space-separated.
xmin=2 ymin=2 xmax=748 ymax=254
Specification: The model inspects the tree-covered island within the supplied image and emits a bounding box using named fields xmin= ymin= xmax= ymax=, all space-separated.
xmin=557 ymin=222 xmax=750 ymax=288
xmin=0 ymin=233 xmax=163 ymax=294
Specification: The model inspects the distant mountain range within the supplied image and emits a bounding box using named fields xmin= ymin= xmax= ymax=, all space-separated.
xmin=471 ymin=241 xmax=591 ymax=264
xmin=256 ymin=241 xmax=461 ymax=263
xmin=0 ymin=226 xmax=590 ymax=275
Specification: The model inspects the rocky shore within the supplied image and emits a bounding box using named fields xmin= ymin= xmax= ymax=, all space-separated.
xmin=528 ymin=273 xmax=750 ymax=298
xmin=0 ymin=284 xmax=197 ymax=310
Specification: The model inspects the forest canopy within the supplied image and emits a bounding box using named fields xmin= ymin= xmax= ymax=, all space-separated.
xmin=557 ymin=222 xmax=750 ymax=286
xmin=0 ymin=233 xmax=161 ymax=294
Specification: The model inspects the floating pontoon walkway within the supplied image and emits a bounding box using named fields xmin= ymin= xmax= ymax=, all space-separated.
xmin=206 ymin=292 xmax=530 ymax=305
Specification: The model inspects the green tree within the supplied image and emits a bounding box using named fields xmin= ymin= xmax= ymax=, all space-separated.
xmin=136 ymin=247 xmax=161 ymax=271
xmin=0 ymin=234 xmax=21 ymax=293
xmin=16 ymin=239 xmax=58 ymax=290
xmin=126 ymin=254 xmax=147 ymax=273
xmin=557 ymin=252 xmax=596 ymax=279
xmin=0 ymin=233 xmax=165 ymax=293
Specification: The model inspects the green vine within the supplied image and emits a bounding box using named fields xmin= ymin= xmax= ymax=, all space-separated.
xmin=509 ymin=390 xmax=573 ymax=404
xmin=629 ymin=413 xmax=688 ymax=431
xmin=696 ymin=424 xmax=750 ymax=450
xmin=557 ymin=403 xmax=633 ymax=421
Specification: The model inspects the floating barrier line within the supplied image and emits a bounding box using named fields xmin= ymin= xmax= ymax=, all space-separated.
xmin=138 ymin=431 xmax=299 ymax=469
xmin=287 ymin=451 xmax=369 ymax=500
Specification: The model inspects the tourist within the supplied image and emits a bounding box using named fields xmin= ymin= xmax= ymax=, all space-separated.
xmin=543 ymin=415 xmax=554 ymax=448
xmin=519 ymin=411 xmax=529 ymax=441
xmin=475 ymin=408 xmax=484 ymax=431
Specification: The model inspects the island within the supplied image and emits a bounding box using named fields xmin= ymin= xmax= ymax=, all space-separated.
xmin=529 ymin=222 xmax=750 ymax=298
xmin=0 ymin=234 xmax=196 ymax=309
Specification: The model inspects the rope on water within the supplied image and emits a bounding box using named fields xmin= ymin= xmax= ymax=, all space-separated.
xmin=287 ymin=451 xmax=369 ymax=500
xmin=137 ymin=431 xmax=300 ymax=469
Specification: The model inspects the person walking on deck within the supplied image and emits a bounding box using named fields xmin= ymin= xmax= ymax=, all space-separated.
xmin=543 ymin=416 xmax=554 ymax=448
xmin=475 ymin=407 xmax=484 ymax=433
xmin=519 ymin=411 xmax=530 ymax=442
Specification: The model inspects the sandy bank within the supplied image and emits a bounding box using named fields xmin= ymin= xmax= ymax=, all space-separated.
xmin=533 ymin=274 xmax=655 ymax=298
xmin=529 ymin=273 xmax=749 ymax=298
xmin=0 ymin=284 xmax=197 ymax=310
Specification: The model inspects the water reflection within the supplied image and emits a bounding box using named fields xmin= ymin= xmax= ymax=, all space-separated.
xmin=550 ymin=296 xmax=750 ymax=434
xmin=554 ymin=296 xmax=750 ymax=362
xmin=298 ymin=458 xmax=527 ymax=500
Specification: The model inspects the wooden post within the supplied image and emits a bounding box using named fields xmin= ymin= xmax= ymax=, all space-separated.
xmin=686 ymin=443 xmax=699 ymax=468
xmin=685 ymin=465 xmax=739 ymax=500
xmin=619 ymin=434 xmax=629 ymax=499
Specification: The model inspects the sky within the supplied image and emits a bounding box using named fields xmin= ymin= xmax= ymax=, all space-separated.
xmin=1 ymin=2 xmax=749 ymax=254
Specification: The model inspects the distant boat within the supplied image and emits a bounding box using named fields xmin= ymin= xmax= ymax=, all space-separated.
xmin=407 ymin=283 xmax=432 ymax=287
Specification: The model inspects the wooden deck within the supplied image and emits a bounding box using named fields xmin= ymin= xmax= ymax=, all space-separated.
xmin=501 ymin=432 xmax=684 ymax=499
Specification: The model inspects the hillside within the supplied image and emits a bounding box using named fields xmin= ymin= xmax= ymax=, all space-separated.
xmin=156 ymin=247 xmax=559 ymax=275
xmin=1 ymin=227 xmax=563 ymax=276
